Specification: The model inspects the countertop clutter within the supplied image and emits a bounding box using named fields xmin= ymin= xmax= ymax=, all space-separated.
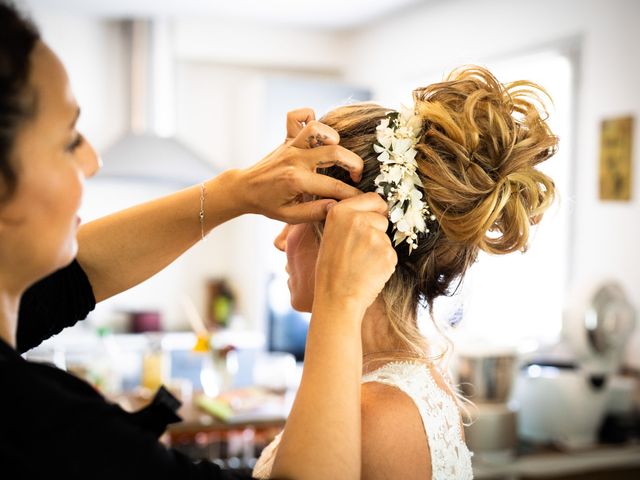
xmin=27 ymin=328 xmax=640 ymax=477
xmin=120 ymin=373 xmax=640 ymax=479
xmin=455 ymin=279 xmax=640 ymax=479
xmin=463 ymin=365 xmax=640 ymax=479
xmin=114 ymin=385 xmax=287 ymax=472
xmin=31 ymin=328 xmax=294 ymax=472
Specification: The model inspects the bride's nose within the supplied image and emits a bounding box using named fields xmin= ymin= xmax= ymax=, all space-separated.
xmin=273 ymin=224 xmax=290 ymax=252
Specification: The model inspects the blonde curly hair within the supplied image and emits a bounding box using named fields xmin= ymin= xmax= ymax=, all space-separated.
xmin=315 ymin=65 xmax=558 ymax=393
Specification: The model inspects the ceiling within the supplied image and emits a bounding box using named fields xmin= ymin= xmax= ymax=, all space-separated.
xmin=23 ymin=0 xmax=428 ymax=30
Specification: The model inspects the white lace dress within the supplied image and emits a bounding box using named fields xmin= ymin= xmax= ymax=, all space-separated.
xmin=252 ymin=360 xmax=474 ymax=479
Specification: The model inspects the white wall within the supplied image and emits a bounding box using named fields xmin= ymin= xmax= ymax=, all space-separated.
xmin=173 ymin=18 xmax=347 ymax=72
xmin=174 ymin=61 xmax=272 ymax=335
xmin=23 ymin=7 xmax=128 ymax=152
xmin=343 ymin=0 xmax=640 ymax=367
xmin=21 ymin=3 xmax=348 ymax=335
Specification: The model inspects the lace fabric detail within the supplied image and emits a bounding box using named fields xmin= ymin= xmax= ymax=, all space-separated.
xmin=252 ymin=360 xmax=474 ymax=480
xmin=252 ymin=430 xmax=283 ymax=479
xmin=361 ymin=361 xmax=474 ymax=479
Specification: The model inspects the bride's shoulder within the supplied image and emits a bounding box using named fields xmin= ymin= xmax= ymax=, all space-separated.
xmin=361 ymin=381 xmax=430 ymax=480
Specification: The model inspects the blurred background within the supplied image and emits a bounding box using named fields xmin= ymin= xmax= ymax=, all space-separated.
xmin=17 ymin=0 xmax=640 ymax=477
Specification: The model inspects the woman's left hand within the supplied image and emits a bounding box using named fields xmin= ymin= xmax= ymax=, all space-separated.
xmin=235 ymin=108 xmax=364 ymax=224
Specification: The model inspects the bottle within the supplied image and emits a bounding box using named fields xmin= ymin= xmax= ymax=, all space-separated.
xmin=141 ymin=333 xmax=170 ymax=392
xmin=194 ymin=332 xmax=220 ymax=397
xmin=88 ymin=326 xmax=121 ymax=396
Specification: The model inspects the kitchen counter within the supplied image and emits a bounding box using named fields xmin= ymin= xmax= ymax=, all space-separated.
xmin=114 ymin=388 xmax=640 ymax=477
xmin=114 ymin=387 xmax=287 ymax=434
xmin=473 ymin=443 xmax=640 ymax=479
xmin=114 ymin=387 xmax=285 ymax=468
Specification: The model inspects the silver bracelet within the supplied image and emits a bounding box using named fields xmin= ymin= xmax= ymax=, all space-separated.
xmin=199 ymin=182 xmax=206 ymax=241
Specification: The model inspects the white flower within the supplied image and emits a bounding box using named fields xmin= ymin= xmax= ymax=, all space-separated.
xmin=376 ymin=119 xmax=394 ymax=149
xmin=387 ymin=164 xmax=404 ymax=184
xmin=376 ymin=149 xmax=390 ymax=164
xmin=400 ymin=105 xmax=423 ymax=135
xmin=380 ymin=132 xmax=394 ymax=149
xmin=377 ymin=117 xmax=390 ymax=131
xmin=409 ymin=187 xmax=424 ymax=202
xmin=397 ymin=179 xmax=414 ymax=201
xmin=396 ymin=218 xmax=410 ymax=233
xmin=374 ymin=108 xmax=435 ymax=254
xmin=390 ymin=205 xmax=404 ymax=224
xmin=391 ymin=137 xmax=413 ymax=157
xmin=393 ymin=229 xmax=406 ymax=246
xmin=406 ymin=198 xmax=427 ymax=232
xmin=373 ymin=143 xmax=386 ymax=154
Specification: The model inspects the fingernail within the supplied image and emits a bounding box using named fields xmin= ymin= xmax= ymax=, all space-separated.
xmin=325 ymin=201 xmax=337 ymax=212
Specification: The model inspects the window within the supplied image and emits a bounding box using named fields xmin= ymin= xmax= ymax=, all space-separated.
xmin=411 ymin=51 xmax=575 ymax=349
xmin=261 ymin=52 xmax=575 ymax=355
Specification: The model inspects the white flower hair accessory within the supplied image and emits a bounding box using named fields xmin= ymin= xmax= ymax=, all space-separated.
xmin=374 ymin=106 xmax=436 ymax=254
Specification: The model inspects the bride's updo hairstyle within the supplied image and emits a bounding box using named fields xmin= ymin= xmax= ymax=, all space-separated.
xmin=316 ymin=65 xmax=558 ymax=359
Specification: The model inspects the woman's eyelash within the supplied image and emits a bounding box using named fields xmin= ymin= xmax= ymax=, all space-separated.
xmin=66 ymin=134 xmax=83 ymax=152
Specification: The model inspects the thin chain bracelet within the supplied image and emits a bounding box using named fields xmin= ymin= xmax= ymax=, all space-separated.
xmin=199 ymin=182 xmax=206 ymax=241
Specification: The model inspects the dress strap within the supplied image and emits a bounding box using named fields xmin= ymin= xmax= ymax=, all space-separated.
xmin=361 ymin=361 xmax=474 ymax=480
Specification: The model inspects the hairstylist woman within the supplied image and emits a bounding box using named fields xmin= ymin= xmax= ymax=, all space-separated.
xmin=0 ymin=2 xmax=397 ymax=479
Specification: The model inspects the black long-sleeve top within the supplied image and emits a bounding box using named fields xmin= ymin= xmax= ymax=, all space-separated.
xmin=0 ymin=260 xmax=255 ymax=480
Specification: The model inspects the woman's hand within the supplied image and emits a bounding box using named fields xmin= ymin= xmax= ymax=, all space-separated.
xmin=272 ymin=192 xmax=396 ymax=480
xmin=314 ymin=192 xmax=398 ymax=315
xmin=235 ymin=108 xmax=364 ymax=224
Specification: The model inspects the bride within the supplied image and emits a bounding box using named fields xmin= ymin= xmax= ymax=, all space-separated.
xmin=253 ymin=65 xmax=558 ymax=480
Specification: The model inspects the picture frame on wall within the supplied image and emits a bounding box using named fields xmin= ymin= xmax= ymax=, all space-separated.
xmin=599 ymin=116 xmax=634 ymax=201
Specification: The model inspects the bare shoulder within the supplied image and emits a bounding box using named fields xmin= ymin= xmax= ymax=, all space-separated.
xmin=361 ymin=381 xmax=431 ymax=480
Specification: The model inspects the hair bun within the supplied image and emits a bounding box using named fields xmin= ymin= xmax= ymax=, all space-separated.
xmin=412 ymin=65 xmax=558 ymax=255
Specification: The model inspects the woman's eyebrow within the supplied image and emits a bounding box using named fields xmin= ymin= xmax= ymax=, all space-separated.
xmin=69 ymin=106 xmax=80 ymax=129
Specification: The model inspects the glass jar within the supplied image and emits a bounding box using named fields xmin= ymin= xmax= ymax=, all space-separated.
xmin=141 ymin=333 xmax=170 ymax=392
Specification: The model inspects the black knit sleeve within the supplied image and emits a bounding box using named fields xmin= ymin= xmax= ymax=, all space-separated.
xmin=16 ymin=259 xmax=96 ymax=353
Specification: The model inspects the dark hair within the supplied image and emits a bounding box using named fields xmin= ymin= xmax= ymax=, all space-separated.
xmin=0 ymin=1 xmax=40 ymax=202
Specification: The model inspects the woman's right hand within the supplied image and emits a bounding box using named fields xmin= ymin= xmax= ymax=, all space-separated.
xmin=234 ymin=108 xmax=364 ymax=224
xmin=272 ymin=192 xmax=392 ymax=480
xmin=314 ymin=192 xmax=398 ymax=316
